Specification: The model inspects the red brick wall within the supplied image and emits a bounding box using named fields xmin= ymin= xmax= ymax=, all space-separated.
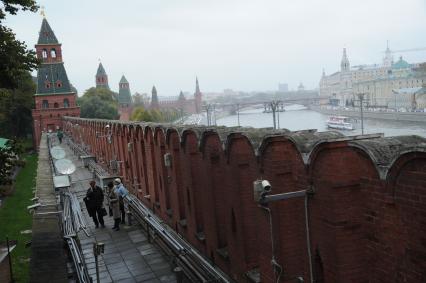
xmin=63 ymin=118 xmax=426 ymax=283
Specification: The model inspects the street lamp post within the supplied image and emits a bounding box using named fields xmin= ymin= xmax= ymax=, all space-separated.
xmin=269 ymin=100 xmax=281 ymax=130
xmin=236 ymin=103 xmax=240 ymax=127
xmin=357 ymin=93 xmax=365 ymax=135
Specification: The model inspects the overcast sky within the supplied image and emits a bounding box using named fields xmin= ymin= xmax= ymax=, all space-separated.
xmin=5 ymin=0 xmax=426 ymax=96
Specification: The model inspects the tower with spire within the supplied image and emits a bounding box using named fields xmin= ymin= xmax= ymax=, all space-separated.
xmin=341 ymin=48 xmax=350 ymax=72
xmin=194 ymin=77 xmax=202 ymax=113
xmin=383 ymin=41 xmax=394 ymax=67
xmin=31 ymin=16 xmax=80 ymax=148
xmin=117 ymin=75 xmax=133 ymax=120
xmin=151 ymin=86 xmax=159 ymax=109
xmin=96 ymin=62 xmax=109 ymax=89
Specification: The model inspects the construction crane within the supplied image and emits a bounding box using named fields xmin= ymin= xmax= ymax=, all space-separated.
xmin=382 ymin=46 xmax=426 ymax=54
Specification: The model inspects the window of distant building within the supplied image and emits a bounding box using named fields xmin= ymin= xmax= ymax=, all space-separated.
xmin=42 ymin=49 xmax=48 ymax=58
xmin=42 ymin=100 xmax=49 ymax=109
xmin=54 ymin=102 xmax=59 ymax=108
xmin=51 ymin=48 xmax=57 ymax=58
xmin=56 ymin=80 xmax=62 ymax=88
xmin=45 ymin=81 xmax=51 ymax=89
xmin=63 ymin=98 xmax=69 ymax=108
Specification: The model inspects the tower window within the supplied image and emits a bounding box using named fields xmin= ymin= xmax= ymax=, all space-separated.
xmin=56 ymin=80 xmax=62 ymax=88
xmin=42 ymin=100 xmax=49 ymax=109
xmin=51 ymin=48 xmax=57 ymax=58
xmin=54 ymin=102 xmax=59 ymax=108
xmin=42 ymin=49 xmax=48 ymax=58
xmin=63 ymin=98 xmax=70 ymax=108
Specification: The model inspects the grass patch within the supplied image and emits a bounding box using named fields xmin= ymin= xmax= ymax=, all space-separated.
xmin=0 ymin=153 xmax=37 ymax=283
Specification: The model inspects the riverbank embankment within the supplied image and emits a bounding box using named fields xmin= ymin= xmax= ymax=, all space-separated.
xmin=310 ymin=105 xmax=426 ymax=123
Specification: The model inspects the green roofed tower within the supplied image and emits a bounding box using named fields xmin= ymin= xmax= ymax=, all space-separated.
xmin=32 ymin=16 xmax=80 ymax=148
xmin=96 ymin=62 xmax=110 ymax=89
xmin=118 ymin=75 xmax=132 ymax=105
xmin=117 ymin=75 xmax=133 ymax=121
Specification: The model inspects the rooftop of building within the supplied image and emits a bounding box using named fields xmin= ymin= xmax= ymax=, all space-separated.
xmin=392 ymin=56 xmax=411 ymax=69
xmin=37 ymin=18 xmax=59 ymax=45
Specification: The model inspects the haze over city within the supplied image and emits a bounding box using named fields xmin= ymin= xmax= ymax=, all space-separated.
xmin=6 ymin=0 xmax=426 ymax=95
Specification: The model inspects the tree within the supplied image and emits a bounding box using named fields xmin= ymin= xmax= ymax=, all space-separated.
xmin=80 ymin=96 xmax=119 ymax=120
xmin=0 ymin=72 xmax=35 ymax=138
xmin=130 ymin=107 xmax=182 ymax=123
xmin=0 ymin=139 xmax=23 ymax=187
xmin=132 ymin=92 xmax=145 ymax=107
xmin=78 ymin=87 xmax=119 ymax=119
xmin=0 ymin=0 xmax=39 ymax=89
xmin=82 ymin=87 xmax=117 ymax=103
xmin=130 ymin=107 xmax=153 ymax=122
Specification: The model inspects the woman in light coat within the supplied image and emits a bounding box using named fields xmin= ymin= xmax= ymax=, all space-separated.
xmin=109 ymin=186 xmax=121 ymax=231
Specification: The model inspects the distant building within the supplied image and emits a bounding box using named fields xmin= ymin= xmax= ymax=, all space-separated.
xmin=391 ymin=64 xmax=426 ymax=110
xmin=319 ymin=45 xmax=426 ymax=107
xmin=148 ymin=78 xmax=203 ymax=114
xmin=278 ymin=83 xmax=288 ymax=92
xmin=31 ymin=17 xmax=80 ymax=148
xmin=118 ymin=75 xmax=133 ymax=121
xmin=297 ymin=82 xmax=305 ymax=92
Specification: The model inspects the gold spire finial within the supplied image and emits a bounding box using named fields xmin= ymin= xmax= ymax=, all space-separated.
xmin=40 ymin=6 xmax=46 ymax=18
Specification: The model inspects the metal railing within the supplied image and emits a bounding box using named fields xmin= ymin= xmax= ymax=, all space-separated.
xmin=126 ymin=194 xmax=231 ymax=283
xmin=62 ymin=191 xmax=90 ymax=237
xmin=47 ymin=135 xmax=92 ymax=283
xmin=65 ymin=237 xmax=91 ymax=283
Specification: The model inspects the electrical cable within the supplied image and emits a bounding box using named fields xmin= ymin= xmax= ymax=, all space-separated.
xmin=260 ymin=205 xmax=283 ymax=283
xmin=305 ymin=195 xmax=314 ymax=283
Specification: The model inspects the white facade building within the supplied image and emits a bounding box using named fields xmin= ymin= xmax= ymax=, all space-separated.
xmin=319 ymin=46 xmax=426 ymax=108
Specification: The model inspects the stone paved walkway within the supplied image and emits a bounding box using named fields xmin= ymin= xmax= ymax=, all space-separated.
xmin=59 ymin=139 xmax=177 ymax=283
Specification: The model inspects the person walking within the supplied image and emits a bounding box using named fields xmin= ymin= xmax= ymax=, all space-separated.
xmin=113 ymin=178 xmax=128 ymax=224
xmin=109 ymin=183 xmax=121 ymax=231
xmin=57 ymin=129 xmax=64 ymax=144
xmin=84 ymin=181 xmax=105 ymax=228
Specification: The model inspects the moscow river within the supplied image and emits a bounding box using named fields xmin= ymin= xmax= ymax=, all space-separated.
xmin=215 ymin=105 xmax=426 ymax=138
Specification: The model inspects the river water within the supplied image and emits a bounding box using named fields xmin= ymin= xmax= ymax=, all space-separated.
xmin=215 ymin=105 xmax=426 ymax=138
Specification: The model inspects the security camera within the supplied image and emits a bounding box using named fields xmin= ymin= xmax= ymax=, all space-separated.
xmin=253 ymin=180 xmax=272 ymax=202
xmin=261 ymin=180 xmax=271 ymax=192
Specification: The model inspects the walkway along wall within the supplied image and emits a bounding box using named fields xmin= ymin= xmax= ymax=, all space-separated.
xmin=63 ymin=117 xmax=426 ymax=283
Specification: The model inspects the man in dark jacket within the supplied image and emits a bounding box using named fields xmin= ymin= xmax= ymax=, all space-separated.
xmin=84 ymin=180 xmax=105 ymax=228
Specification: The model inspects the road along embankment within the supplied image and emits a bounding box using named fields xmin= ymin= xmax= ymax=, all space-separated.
xmin=310 ymin=105 xmax=426 ymax=123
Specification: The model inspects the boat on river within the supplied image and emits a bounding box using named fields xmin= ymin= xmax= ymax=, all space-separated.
xmin=326 ymin=116 xmax=354 ymax=130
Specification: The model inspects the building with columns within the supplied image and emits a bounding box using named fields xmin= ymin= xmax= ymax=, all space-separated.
xmin=320 ymin=46 xmax=426 ymax=108
xmin=31 ymin=17 xmax=80 ymax=147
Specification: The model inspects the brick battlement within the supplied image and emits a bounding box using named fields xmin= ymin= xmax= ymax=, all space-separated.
xmin=63 ymin=117 xmax=426 ymax=283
